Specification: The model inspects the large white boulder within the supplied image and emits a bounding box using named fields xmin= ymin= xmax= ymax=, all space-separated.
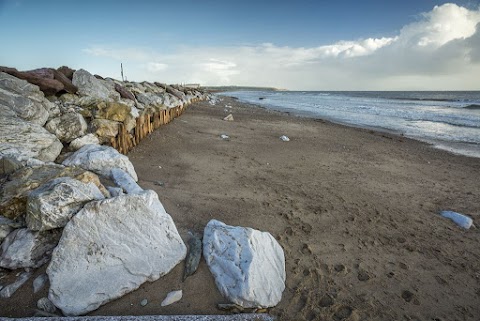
xmin=47 ymin=190 xmax=187 ymax=316
xmin=62 ymin=144 xmax=138 ymax=181
xmin=45 ymin=112 xmax=88 ymax=143
xmin=26 ymin=177 xmax=105 ymax=231
xmin=0 ymin=228 xmax=61 ymax=269
xmin=72 ymin=69 xmax=120 ymax=101
xmin=0 ymin=103 xmax=63 ymax=162
xmin=203 ymin=219 xmax=286 ymax=308
xmin=0 ymin=72 xmax=52 ymax=126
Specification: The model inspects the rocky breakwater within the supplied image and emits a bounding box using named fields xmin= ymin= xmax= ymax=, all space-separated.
xmin=0 ymin=66 xmax=285 ymax=317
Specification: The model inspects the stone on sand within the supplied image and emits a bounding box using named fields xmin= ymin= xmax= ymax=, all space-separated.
xmin=203 ymin=219 xmax=286 ymax=308
xmin=47 ymin=191 xmax=187 ymax=316
xmin=161 ymin=290 xmax=183 ymax=306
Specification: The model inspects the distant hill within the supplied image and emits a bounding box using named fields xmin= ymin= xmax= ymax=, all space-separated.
xmin=203 ymin=86 xmax=280 ymax=93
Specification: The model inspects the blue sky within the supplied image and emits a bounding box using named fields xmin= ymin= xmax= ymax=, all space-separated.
xmin=1 ymin=0 xmax=480 ymax=89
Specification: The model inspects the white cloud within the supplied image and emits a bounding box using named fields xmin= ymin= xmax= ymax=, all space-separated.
xmin=82 ymin=3 xmax=480 ymax=90
xmin=82 ymin=46 xmax=153 ymax=61
xmin=146 ymin=62 xmax=168 ymax=72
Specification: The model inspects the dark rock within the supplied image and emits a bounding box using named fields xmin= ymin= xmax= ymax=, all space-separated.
xmin=57 ymin=66 xmax=75 ymax=80
xmin=94 ymin=74 xmax=104 ymax=80
xmin=0 ymin=156 xmax=23 ymax=175
xmin=183 ymin=232 xmax=202 ymax=281
xmin=27 ymin=68 xmax=78 ymax=94
xmin=115 ymin=83 xmax=136 ymax=101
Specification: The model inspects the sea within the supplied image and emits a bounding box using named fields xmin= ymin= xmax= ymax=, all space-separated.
xmin=219 ymin=90 xmax=480 ymax=158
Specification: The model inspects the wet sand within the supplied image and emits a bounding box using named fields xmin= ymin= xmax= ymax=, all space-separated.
xmin=2 ymin=96 xmax=480 ymax=320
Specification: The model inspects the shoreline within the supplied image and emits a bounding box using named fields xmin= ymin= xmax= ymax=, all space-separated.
xmin=218 ymin=92 xmax=480 ymax=160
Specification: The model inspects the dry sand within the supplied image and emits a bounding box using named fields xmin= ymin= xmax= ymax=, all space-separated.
xmin=2 ymin=96 xmax=480 ymax=321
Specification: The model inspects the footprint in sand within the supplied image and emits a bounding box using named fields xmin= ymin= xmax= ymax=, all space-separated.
xmin=301 ymin=243 xmax=312 ymax=255
xmin=333 ymin=305 xmax=354 ymax=320
xmin=357 ymin=269 xmax=371 ymax=281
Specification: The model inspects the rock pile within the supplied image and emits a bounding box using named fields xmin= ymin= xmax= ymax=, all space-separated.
xmin=0 ymin=66 xmax=285 ymax=317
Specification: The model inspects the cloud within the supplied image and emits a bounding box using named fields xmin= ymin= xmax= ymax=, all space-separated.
xmin=82 ymin=3 xmax=480 ymax=90
xmin=146 ymin=62 xmax=168 ymax=72
xmin=82 ymin=46 xmax=153 ymax=61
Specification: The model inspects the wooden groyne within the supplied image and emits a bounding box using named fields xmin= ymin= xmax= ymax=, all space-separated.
xmin=109 ymin=98 xmax=202 ymax=155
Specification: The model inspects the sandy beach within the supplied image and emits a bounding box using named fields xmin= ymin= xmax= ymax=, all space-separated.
xmin=2 ymin=96 xmax=480 ymax=320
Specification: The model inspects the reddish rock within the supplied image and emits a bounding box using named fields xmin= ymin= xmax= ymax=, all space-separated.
xmin=53 ymin=69 xmax=77 ymax=94
xmin=0 ymin=66 xmax=77 ymax=95
xmin=57 ymin=66 xmax=75 ymax=80
xmin=114 ymin=83 xmax=135 ymax=101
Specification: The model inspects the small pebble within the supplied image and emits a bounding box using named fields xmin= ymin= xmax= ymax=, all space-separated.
xmin=140 ymin=299 xmax=148 ymax=306
xmin=161 ymin=290 xmax=182 ymax=306
xmin=37 ymin=297 xmax=57 ymax=314
xmin=33 ymin=273 xmax=48 ymax=293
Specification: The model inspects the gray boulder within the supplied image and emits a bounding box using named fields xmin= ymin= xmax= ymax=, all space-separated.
xmin=69 ymin=134 xmax=100 ymax=151
xmin=0 ymin=156 xmax=23 ymax=175
xmin=111 ymin=168 xmax=143 ymax=194
xmin=0 ymin=72 xmax=52 ymax=126
xmin=45 ymin=112 xmax=88 ymax=143
xmin=203 ymin=219 xmax=286 ymax=308
xmin=26 ymin=177 xmax=105 ymax=231
xmin=0 ymin=228 xmax=61 ymax=269
xmin=47 ymin=190 xmax=187 ymax=316
xmin=72 ymin=69 xmax=120 ymax=101
xmin=0 ymin=103 xmax=63 ymax=163
xmin=136 ymin=92 xmax=165 ymax=109
xmin=62 ymin=144 xmax=138 ymax=181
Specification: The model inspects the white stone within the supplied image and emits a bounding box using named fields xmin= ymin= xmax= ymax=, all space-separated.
xmin=0 ymin=228 xmax=61 ymax=269
xmin=26 ymin=177 xmax=105 ymax=231
xmin=33 ymin=273 xmax=49 ymax=293
xmin=45 ymin=112 xmax=88 ymax=143
xmin=72 ymin=69 xmax=120 ymax=101
xmin=106 ymin=186 xmax=124 ymax=197
xmin=111 ymin=168 xmax=143 ymax=194
xmin=37 ymin=297 xmax=57 ymax=314
xmin=223 ymin=114 xmax=234 ymax=121
xmin=136 ymin=93 xmax=165 ymax=109
xmin=69 ymin=134 xmax=100 ymax=151
xmin=62 ymin=144 xmax=138 ymax=181
xmin=161 ymin=290 xmax=183 ymax=307
xmin=47 ymin=190 xmax=187 ymax=316
xmin=0 ymin=72 xmax=51 ymax=126
xmin=203 ymin=219 xmax=286 ymax=308
xmin=0 ymin=103 xmax=63 ymax=163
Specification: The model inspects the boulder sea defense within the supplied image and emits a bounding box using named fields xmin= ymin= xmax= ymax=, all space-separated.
xmin=203 ymin=219 xmax=286 ymax=308
xmin=47 ymin=190 xmax=187 ymax=316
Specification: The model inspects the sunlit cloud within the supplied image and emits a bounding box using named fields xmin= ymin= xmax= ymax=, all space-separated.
xmin=82 ymin=3 xmax=480 ymax=90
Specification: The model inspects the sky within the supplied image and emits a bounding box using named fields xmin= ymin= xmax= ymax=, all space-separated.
xmin=0 ymin=0 xmax=480 ymax=90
